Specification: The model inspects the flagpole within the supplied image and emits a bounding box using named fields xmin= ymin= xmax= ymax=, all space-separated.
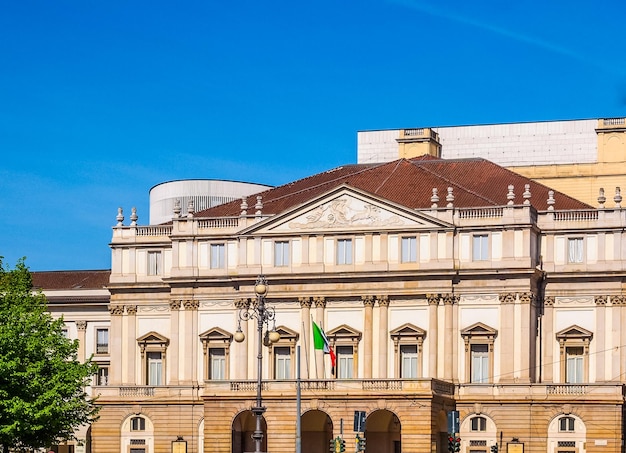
xmin=311 ymin=315 xmax=319 ymax=379
xmin=301 ymin=321 xmax=310 ymax=379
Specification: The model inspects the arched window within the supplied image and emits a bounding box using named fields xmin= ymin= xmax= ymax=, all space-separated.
xmin=471 ymin=416 xmax=487 ymax=432
xmin=559 ymin=416 xmax=575 ymax=432
xmin=131 ymin=416 xmax=146 ymax=431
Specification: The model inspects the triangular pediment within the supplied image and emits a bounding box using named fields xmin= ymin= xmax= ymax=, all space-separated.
xmin=461 ymin=322 xmax=497 ymax=339
xmin=137 ymin=331 xmax=169 ymax=345
xmin=390 ymin=323 xmax=427 ymax=339
xmin=556 ymin=325 xmax=593 ymax=340
xmin=327 ymin=324 xmax=362 ymax=341
xmin=242 ymin=185 xmax=452 ymax=235
xmin=199 ymin=326 xmax=232 ymax=342
xmin=274 ymin=325 xmax=299 ymax=342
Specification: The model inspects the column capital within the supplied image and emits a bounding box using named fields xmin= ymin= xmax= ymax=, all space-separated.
xmin=108 ymin=305 xmax=125 ymax=316
xmin=76 ymin=320 xmax=87 ymax=331
xmin=362 ymin=295 xmax=375 ymax=307
xmin=170 ymin=300 xmax=182 ymax=311
xmin=126 ymin=305 xmax=137 ymax=315
xmin=544 ymin=296 xmax=555 ymax=306
xmin=299 ymin=297 xmax=312 ymax=308
xmin=235 ymin=298 xmax=250 ymax=310
xmin=427 ymin=293 xmax=441 ymax=305
xmin=442 ymin=293 xmax=458 ymax=305
xmin=183 ymin=299 xmax=199 ymax=310
xmin=377 ymin=295 xmax=389 ymax=307
xmin=595 ymin=295 xmax=608 ymax=305
xmin=499 ymin=292 xmax=516 ymax=304
xmin=313 ymin=296 xmax=326 ymax=308
xmin=519 ymin=292 xmax=535 ymax=304
xmin=611 ymin=295 xmax=625 ymax=305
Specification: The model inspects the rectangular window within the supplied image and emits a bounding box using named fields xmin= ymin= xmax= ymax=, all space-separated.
xmin=337 ymin=346 xmax=354 ymax=378
xmin=274 ymin=346 xmax=291 ymax=379
xmin=566 ymin=347 xmax=583 ymax=383
xmin=274 ymin=241 xmax=290 ymax=267
xmin=209 ymin=348 xmax=225 ymax=380
xmin=337 ymin=239 xmax=353 ymax=265
xmin=401 ymin=237 xmax=417 ymax=263
xmin=210 ymin=243 xmax=225 ymax=269
xmin=400 ymin=344 xmax=418 ymax=378
xmin=147 ymin=351 xmax=163 ymax=385
xmin=96 ymin=328 xmax=109 ymax=354
xmin=559 ymin=417 xmax=575 ymax=432
xmin=472 ymin=235 xmax=489 ymax=261
xmin=147 ymin=251 xmax=162 ymax=275
xmin=97 ymin=365 xmax=109 ymax=386
xmin=568 ymin=238 xmax=583 ymax=263
xmin=470 ymin=344 xmax=489 ymax=383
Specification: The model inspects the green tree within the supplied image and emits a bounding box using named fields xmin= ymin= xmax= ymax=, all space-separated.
xmin=0 ymin=258 xmax=99 ymax=452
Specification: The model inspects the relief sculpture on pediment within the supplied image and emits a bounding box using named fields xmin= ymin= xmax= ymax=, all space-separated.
xmin=288 ymin=197 xmax=405 ymax=229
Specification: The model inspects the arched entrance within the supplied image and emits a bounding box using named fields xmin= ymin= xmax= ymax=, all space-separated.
xmin=301 ymin=410 xmax=333 ymax=453
xmin=364 ymin=409 xmax=401 ymax=453
xmin=232 ymin=411 xmax=267 ymax=453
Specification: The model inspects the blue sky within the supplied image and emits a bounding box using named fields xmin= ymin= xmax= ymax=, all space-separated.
xmin=1 ymin=0 xmax=625 ymax=271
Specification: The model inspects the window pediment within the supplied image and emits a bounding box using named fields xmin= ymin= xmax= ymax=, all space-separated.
xmin=327 ymin=324 xmax=362 ymax=341
xmin=461 ymin=322 xmax=497 ymax=340
xmin=137 ymin=331 xmax=170 ymax=346
xmin=274 ymin=325 xmax=299 ymax=342
xmin=390 ymin=323 xmax=426 ymax=340
xmin=556 ymin=325 xmax=593 ymax=341
xmin=199 ymin=327 xmax=233 ymax=343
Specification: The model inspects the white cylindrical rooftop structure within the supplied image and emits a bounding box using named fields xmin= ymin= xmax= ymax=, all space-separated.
xmin=149 ymin=179 xmax=272 ymax=225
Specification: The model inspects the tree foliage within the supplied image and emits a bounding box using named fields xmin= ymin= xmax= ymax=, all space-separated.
xmin=0 ymin=258 xmax=99 ymax=452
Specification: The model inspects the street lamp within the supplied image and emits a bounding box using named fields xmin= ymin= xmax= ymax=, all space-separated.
xmin=234 ymin=276 xmax=280 ymax=453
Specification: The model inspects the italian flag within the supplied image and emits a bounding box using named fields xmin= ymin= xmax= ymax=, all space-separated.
xmin=312 ymin=321 xmax=336 ymax=372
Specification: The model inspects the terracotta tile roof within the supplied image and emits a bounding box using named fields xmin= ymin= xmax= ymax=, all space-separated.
xmin=32 ymin=270 xmax=111 ymax=290
xmin=197 ymin=156 xmax=591 ymax=218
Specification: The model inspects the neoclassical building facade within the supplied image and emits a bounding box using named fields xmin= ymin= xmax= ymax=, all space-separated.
xmin=40 ymin=155 xmax=626 ymax=453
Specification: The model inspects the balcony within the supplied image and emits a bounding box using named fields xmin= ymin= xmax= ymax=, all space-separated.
xmin=457 ymin=382 xmax=624 ymax=403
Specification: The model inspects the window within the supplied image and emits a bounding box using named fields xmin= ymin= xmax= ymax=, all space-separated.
xmin=200 ymin=327 xmax=232 ymax=381
xmin=461 ymin=322 xmax=497 ymax=384
xmin=471 ymin=344 xmax=489 ymax=383
xmin=568 ymin=238 xmax=583 ymax=263
xmin=400 ymin=344 xmax=418 ymax=378
xmin=147 ymin=251 xmax=162 ymax=275
xmin=274 ymin=241 xmax=290 ymax=267
xmin=337 ymin=346 xmax=354 ymax=378
xmin=471 ymin=416 xmax=487 ymax=431
xmin=131 ymin=417 xmax=146 ymax=431
xmin=274 ymin=347 xmax=291 ymax=379
xmin=147 ymin=352 xmax=163 ymax=385
xmin=210 ymin=243 xmax=225 ymax=269
xmin=565 ymin=347 xmax=584 ymax=383
xmin=556 ymin=325 xmax=592 ymax=384
xmin=473 ymin=234 xmax=489 ymax=261
xmin=137 ymin=331 xmax=169 ymax=386
xmin=97 ymin=365 xmax=109 ymax=386
xmin=559 ymin=416 xmax=575 ymax=432
xmin=209 ymin=348 xmax=226 ymax=380
xmin=337 ymin=239 xmax=353 ymax=265
xmin=401 ymin=237 xmax=417 ymax=263
xmin=96 ymin=328 xmax=109 ymax=354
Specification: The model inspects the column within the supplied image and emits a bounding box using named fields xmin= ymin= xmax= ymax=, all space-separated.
xmin=442 ymin=294 xmax=454 ymax=380
xmin=76 ymin=320 xmax=87 ymax=363
xmin=169 ymin=300 xmax=181 ymax=385
xmin=299 ymin=297 xmax=312 ymax=379
xmin=499 ymin=292 xmax=516 ymax=382
xmin=125 ymin=305 xmax=137 ymax=385
xmin=377 ymin=295 xmax=389 ymax=378
xmin=314 ymin=296 xmax=326 ymax=379
xmin=518 ymin=292 xmax=534 ymax=383
xmin=595 ymin=295 xmax=607 ymax=381
xmin=108 ymin=305 xmax=124 ymax=385
xmin=362 ymin=295 xmax=374 ymax=378
xmin=542 ymin=296 xmax=554 ymax=382
xmin=234 ymin=298 xmax=250 ymax=379
xmin=183 ymin=300 xmax=200 ymax=384
xmin=427 ymin=294 xmax=439 ymax=379
xmin=614 ymin=296 xmax=625 ymax=382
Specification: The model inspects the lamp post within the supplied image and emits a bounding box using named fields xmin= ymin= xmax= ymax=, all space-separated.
xmin=234 ymin=276 xmax=280 ymax=453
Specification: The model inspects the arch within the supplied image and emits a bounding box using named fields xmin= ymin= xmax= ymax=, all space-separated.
xmin=547 ymin=413 xmax=587 ymax=453
xmin=363 ymin=409 xmax=401 ymax=453
xmin=232 ymin=410 xmax=267 ymax=453
xmin=120 ymin=413 xmax=155 ymax=453
xmin=301 ymin=409 xmax=333 ymax=453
